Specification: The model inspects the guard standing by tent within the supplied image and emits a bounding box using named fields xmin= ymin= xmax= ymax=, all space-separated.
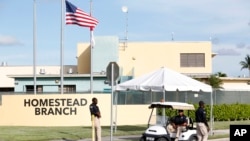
xmin=195 ymin=101 xmax=210 ymax=141
xmin=89 ymin=97 xmax=102 ymax=141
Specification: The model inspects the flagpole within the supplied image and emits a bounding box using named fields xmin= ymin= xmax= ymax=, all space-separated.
xmin=60 ymin=0 xmax=65 ymax=94
xmin=66 ymin=0 xmax=97 ymax=94
xmin=33 ymin=0 xmax=37 ymax=95
xmin=90 ymin=0 xmax=93 ymax=94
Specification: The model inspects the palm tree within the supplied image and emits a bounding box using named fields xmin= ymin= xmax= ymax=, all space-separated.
xmin=215 ymin=72 xmax=227 ymax=77
xmin=239 ymin=54 xmax=250 ymax=77
xmin=207 ymin=74 xmax=223 ymax=89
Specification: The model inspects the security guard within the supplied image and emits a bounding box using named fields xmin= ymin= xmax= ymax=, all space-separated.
xmin=173 ymin=110 xmax=188 ymax=141
xmin=89 ymin=97 xmax=102 ymax=141
xmin=195 ymin=101 xmax=210 ymax=141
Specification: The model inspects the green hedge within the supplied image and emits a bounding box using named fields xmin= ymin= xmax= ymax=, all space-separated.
xmin=213 ymin=103 xmax=250 ymax=121
xmin=163 ymin=103 xmax=250 ymax=121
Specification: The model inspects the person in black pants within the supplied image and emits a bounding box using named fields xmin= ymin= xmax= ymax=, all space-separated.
xmin=195 ymin=101 xmax=209 ymax=141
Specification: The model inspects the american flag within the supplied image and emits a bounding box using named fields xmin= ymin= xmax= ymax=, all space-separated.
xmin=65 ymin=0 xmax=98 ymax=29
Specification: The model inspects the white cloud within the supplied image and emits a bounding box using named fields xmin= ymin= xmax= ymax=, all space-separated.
xmin=213 ymin=43 xmax=246 ymax=56
xmin=216 ymin=48 xmax=241 ymax=56
xmin=236 ymin=42 xmax=246 ymax=49
xmin=0 ymin=35 xmax=23 ymax=46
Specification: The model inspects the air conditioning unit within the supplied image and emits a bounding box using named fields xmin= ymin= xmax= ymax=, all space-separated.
xmin=68 ymin=68 xmax=73 ymax=74
xmin=1 ymin=62 xmax=7 ymax=66
xmin=40 ymin=68 xmax=46 ymax=74
xmin=100 ymin=71 xmax=106 ymax=75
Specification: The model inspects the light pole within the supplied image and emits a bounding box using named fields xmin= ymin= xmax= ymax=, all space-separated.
xmin=33 ymin=0 xmax=37 ymax=95
xmin=60 ymin=0 xmax=65 ymax=94
xmin=121 ymin=6 xmax=128 ymax=47
xmin=90 ymin=0 xmax=93 ymax=94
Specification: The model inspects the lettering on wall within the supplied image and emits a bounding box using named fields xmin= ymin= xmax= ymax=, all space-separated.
xmin=24 ymin=98 xmax=88 ymax=116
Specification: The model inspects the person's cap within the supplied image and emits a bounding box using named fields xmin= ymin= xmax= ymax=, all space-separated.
xmin=178 ymin=110 xmax=184 ymax=112
xmin=199 ymin=100 xmax=205 ymax=105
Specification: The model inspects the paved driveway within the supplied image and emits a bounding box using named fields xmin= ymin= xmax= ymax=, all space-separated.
xmin=52 ymin=129 xmax=229 ymax=141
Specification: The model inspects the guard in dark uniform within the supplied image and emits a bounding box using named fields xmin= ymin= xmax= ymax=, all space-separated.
xmin=89 ymin=97 xmax=102 ymax=141
xmin=173 ymin=110 xmax=187 ymax=141
xmin=195 ymin=101 xmax=209 ymax=141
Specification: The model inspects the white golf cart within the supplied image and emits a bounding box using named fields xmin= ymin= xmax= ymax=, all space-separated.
xmin=140 ymin=101 xmax=197 ymax=141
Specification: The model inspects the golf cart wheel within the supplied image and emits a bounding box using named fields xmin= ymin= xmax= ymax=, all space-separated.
xmin=188 ymin=136 xmax=198 ymax=141
xmin=139 ymin=137 xmax=145 ymax=141
xmin=157 ymin=137 xmax=168 ymax=141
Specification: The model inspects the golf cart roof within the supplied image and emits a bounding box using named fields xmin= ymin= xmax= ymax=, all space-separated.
xmin=149 ymin=101 xmax=195 ymax=110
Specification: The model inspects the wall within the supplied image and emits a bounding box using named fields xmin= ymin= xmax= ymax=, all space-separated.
xmin=93 ymin=36 xmax=119 ymax=73
xmin=77 ymin=40 xmax=212 ymax=80
xmin=0 ymin=66 xmax=77 ymax=88
xmin=77 ymin=36 xmax=119 ymax=74
xmin=118 ymin=41 xmax=212 ymax=77
xmin=14 ymin=76 xmax=109 ymax=93
xmin=0 ymin=94 xmax=150 ymax=126
xmin=77 ymin=40 xmax=213 ymax=78
xmin=220 ymin=77 xmax=250 ymax=91
xmin=77 ymin=43 xmax=90 ymax=74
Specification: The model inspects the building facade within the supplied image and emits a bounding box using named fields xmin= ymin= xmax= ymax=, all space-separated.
xmin=78 ymin=37 xmax=213 ymax=78
xmin=1 ymin=36 xmax=250 ymax=126
xmin=0 ymin=36 xmax=214 ymax=93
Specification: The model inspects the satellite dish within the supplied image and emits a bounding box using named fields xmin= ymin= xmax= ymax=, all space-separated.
xmin=122 ymin=6 xmax=128 ymax=13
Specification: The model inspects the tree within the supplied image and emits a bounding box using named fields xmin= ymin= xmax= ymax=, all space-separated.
xmin=207 ymin=75 xmax=223 ymax=89
xmin=215 ymin=72 xmax=227 ymax=77
xmin=239 ymin=54 xmax=250 ymax=77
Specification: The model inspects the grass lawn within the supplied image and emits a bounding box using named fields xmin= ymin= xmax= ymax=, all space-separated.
xmin=0 ymin=125 xmax=145 ymax=141
xmin=0 ymin=120 xmax=249 ymax=141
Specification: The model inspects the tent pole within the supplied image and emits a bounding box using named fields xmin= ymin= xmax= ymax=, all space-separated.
xmin=210 ymin=91 xmax=213 ymax=135
xmin=151 ymin=91 xmax=152 ymax=103
xmin=185 ymin=91 xmax=187 ymax=102
xmin=162 ymin=89 xmax=166 ymax=124
xmin=176 ymin=90 xmax=179 ymax=101
xmin=163 ymin=89 xmax=165 ymax=101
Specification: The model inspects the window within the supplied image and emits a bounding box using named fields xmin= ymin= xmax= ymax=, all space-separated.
xmin=59 ymin=85 xmax=76 ymax=93
xmin=26 ymin=85 xmax=43 ymax=93
xmin=180 ymin=53 xmax=205 ymax=67
xmin=0 ymin=88 xmax=14 ymax=92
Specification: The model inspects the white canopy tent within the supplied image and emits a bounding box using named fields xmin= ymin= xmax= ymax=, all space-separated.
xmin=115 ymin=67 xmax=213 ymax=133
xmin=116 ymin=67 xmax=212 ymax=93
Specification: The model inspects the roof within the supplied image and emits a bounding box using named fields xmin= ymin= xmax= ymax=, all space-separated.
xmin=149 ymin=101 xmax=195 ymax=110
xmin=7 ymin=74 xmax=106 ymax=78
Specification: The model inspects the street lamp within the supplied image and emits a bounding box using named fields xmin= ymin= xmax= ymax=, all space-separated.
xmin=121 ymin=6 xmax=128 ymax=47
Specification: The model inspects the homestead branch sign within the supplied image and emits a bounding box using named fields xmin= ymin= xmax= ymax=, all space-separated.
xmin=24 ymin=98 xmax=88 ymax=115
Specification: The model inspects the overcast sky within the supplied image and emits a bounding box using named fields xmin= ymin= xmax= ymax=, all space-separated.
xmin=0 ymin=0 xmax=250 ymax=77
